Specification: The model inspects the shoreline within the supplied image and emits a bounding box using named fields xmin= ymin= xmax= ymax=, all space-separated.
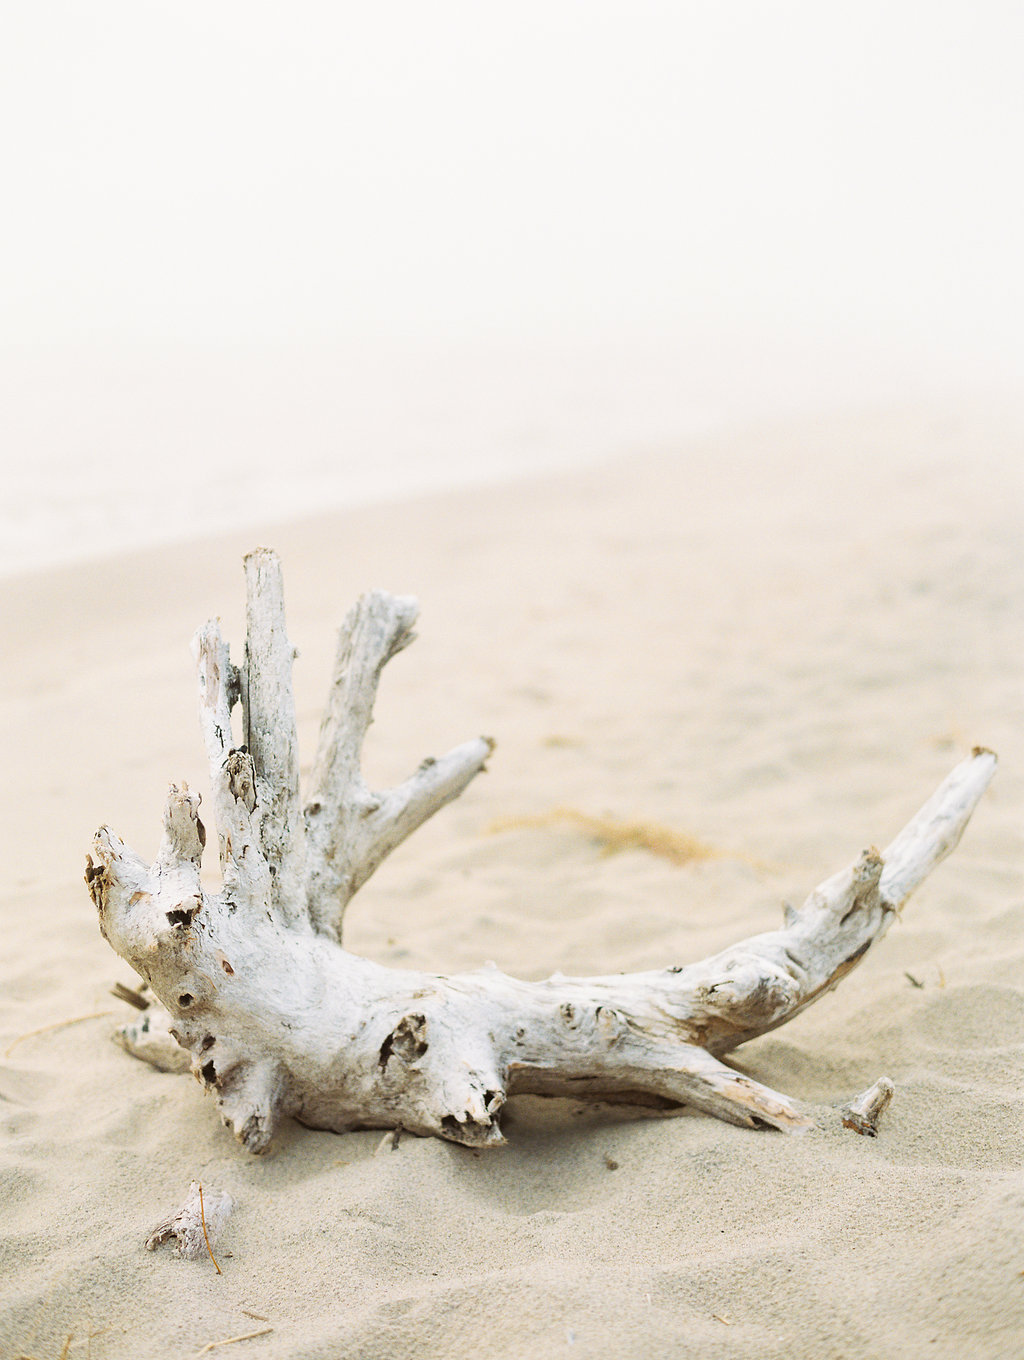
xmin=5 ymin=332 xmax=1014 ymax=581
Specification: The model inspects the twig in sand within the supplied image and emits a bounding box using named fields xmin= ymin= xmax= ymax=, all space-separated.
xmin=4 ymin=1012 xmax=115 ymax=1058
xmin=147 ymin=1181 xmax=233 ymax=1263
xmin=85 ymin=1324 xmax=113 ymax=1359
xmin=712 ymin=1313 xmax=732 ymax=1325
xmin=199 ymin=1184 xmax=223 ymax=1275
xmin=904 ymin=971 xmax=924 ymax=988
xmin=841 ymin=1077 xmax=895 ymax=1137
xmin=110 ymin=982 xmax=150 ymax=1011
xmin=240 ymin=1312 xmax=270 ymax=1322
xmin=375 ymin=1126 xmax=403 ymax=1154
xmin=194 ymin=1328 xmax=273 ymax=1355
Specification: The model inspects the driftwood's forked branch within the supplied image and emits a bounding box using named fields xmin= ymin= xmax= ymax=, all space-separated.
xmin=304 ymin=588 xmax=494 ymax=940
xmin=85 ymin=552 xmax=996 ymax=1154
xmin=188 ymin=550 xmax=494 ymax=941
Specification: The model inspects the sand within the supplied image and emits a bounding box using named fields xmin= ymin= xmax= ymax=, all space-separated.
xmin=2 ymin=403 xmax=1023 ymax=1359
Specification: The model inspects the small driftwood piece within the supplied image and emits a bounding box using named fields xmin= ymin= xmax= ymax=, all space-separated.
xmin=113 ymin=981 xmax=191 ymax=1073
xmin=146 ymin=1181 xmax=233 ymax=1261
xmin=842 ymin=1077 xmax=895 ymax=1136
xmin=86 ymin=550 xmax=996 ymax=1153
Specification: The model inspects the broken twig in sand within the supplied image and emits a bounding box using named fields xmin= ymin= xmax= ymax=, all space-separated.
xmin=841 ymin=1078 xmax=895 ymax=1136
xmin=87 ymin=552 xmax=996 ymax=1153
xmin=146 ymin=1181 xmax=233 ymax=1263
xmin=111 ymin=982 xmax=150 ymax=1010
xmin=198 ymin=1184 xmax=223 ymax=1275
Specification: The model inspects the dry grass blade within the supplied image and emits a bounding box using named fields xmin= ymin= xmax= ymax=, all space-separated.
xmin=489 ymin=807 xmax=724 ymax=866
xmin=195 ymin=1329 xmax=273 ymax=1355
xmin=15 ymin=1335 xmax=77 ymax=1360
xmin=4 ymin=1012 xmax=115 ymax=1058
xmin=198 ymin=1184 xmax=223 ymax=1275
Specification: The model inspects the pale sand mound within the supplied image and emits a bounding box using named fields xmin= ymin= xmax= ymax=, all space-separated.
xmin=2 ymin=404 xmax=1022 ymax=1359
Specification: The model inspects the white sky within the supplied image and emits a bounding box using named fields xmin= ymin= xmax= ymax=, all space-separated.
xmin=3 ymin=1 xmax=1022 ymax=371
xmin=1 ymin=2 xmax=1022 ymax=576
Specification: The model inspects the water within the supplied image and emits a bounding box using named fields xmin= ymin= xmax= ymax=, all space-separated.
xmin=3 ymin=5 xmax=1020 ymax=578
xmin=1 ymin=333 xmax=955 ymax=580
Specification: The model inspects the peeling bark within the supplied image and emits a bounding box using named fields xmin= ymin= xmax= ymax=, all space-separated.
xmin=87 ymin=551 xmax=996 ymax=1153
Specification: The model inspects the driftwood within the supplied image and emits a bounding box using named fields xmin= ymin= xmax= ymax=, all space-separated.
xmin=146 ymin=1180 xmax=233 ymax=1262
xmin=841 ymin=1077 xmax=895 ymax=1137
xmin=86 ymin=550 xmax=996 ymax=1153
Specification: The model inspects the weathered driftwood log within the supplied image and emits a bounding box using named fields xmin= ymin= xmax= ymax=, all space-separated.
xmin=86 ymin=550 xmax=996 ymax=1153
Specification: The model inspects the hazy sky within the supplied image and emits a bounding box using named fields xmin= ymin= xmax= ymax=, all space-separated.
xmin=3 ymin=1 xmax=1022 ymax=373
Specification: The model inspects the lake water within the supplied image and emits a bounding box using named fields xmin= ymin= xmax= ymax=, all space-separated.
xmin=0 ymin=333 xmax=960 ymax=579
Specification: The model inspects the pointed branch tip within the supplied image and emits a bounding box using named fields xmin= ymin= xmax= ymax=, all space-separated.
xmin=841 ymin=1077 xmax=894 ymax=1136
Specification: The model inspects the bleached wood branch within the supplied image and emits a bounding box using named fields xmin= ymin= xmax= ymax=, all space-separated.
xmin=303 ymin=588 xmax=493 ymax=940
xmin=146 ymin=1181 xmax=233 ymax=1261
xmin=240 ymin=550 xmax=306 ymax=923
xmin=841 ymin=1077 xmax=895 ymax=1136
xmin=87 ymin=552 xmax=996 ymax=1153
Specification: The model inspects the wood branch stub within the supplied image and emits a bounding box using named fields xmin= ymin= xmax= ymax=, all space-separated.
xmin=841 ymin=1077 xmax=895 ymax=1136
xmin=146 ymin=1181 xmax=233 ymax=1261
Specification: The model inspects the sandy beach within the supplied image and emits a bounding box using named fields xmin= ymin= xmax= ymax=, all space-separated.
xmin=2 ymin=402 xmax=1023 ymax=1359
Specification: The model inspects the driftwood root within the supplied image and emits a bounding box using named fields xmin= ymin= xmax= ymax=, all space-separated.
xmin=88 ymin=552 xmax=996 ymax=1154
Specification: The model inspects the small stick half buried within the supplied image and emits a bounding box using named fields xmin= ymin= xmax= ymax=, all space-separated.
xmin=841 ymin=1077 xmax=895 ymax=1137
xmin=146 ymin=1181 xmax=233 ymax=1263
